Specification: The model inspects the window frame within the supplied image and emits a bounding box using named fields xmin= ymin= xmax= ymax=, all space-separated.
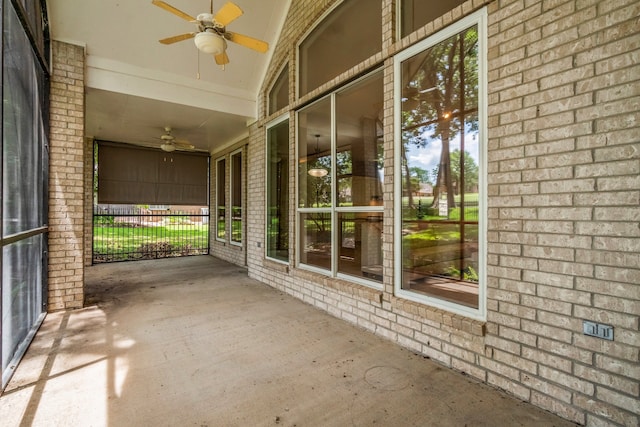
xmin=215 ymin=157 xmax=226 ymax=242
xmin=295 ymin=0 xmax=382 ymax=98
xmin=396 ymin=0 xmax=467 ymax=41
xmin=265 ymin=114 xmax=290 ymax=264
xmin=296 ymin=69 xmax=384 ymax=290
xmin=268 ymin=62 xmax=289 ymax=116
xmin=393 ymin=8 xmax=488 ymax=320
xmin=230 ymin=148 xmax=243 ymax=246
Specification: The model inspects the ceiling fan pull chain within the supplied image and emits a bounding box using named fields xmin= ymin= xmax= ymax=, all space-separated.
xmin=197 ymin=48 xmax=201 ymax=80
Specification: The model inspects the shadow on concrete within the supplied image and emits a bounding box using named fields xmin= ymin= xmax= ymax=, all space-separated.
xmin=1 ymin=256 xmax=578 ymax=426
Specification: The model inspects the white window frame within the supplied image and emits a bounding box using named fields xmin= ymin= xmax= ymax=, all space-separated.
xmin=393 ymin=8 xmax=488 ymax=320
xmin=230 ymin=148 xmax=243 ymax=247
xmin=265 ymin=114 xmax=291 ymax=264
xmin=296 ymin=70 xmax=384 ymax=291
xmin=294 ymin=0 xmax=343 ymax=100
xmin=215 ymin=156 xmax=226 ymax=243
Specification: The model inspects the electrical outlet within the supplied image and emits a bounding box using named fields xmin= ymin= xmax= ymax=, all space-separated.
xmin=583 ymin=320 xmax=614 ymax=340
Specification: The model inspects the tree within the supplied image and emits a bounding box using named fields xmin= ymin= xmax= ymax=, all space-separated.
xmin=450 ymin=149 xmax=478 ymax=194
xmin=401 ymin=26 xmax=479 ymax=212
xmin=409 ymin=166 xmax=431 ymax=184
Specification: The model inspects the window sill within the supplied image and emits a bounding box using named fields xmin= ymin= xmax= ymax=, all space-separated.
xmin=292 ymin=268 xmax=383 ymax=304
xmin=391 ymin=296 xmax=486 ymax=337
xmin=264 ymin=258 xmax=289 ymax=273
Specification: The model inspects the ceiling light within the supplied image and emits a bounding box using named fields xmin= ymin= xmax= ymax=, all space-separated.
xmin=308 ymin=167 xmax=328 ymax=177
xmin=308 ymin=134 xmax=328 ymax=178
xmin=161 ymin=143 xmax=176 ymax=152
xmin=194 ymin=31 xmax=226 ymax=55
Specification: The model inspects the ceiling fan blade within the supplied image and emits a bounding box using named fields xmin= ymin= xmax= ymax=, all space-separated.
xmin=159 ymin=33 xmax=195 ymax=45
xmin=214 ymin=2 xmax=243 ymax=26
xmin=152 ymin=0 xmax=196 ymax=21
xmin=226 ymin=32 xmax=268 ymax=53
xmin=175 ymin=140 xmax=195 ymax=149
xmin=214 ymin=51 xmax=230 ymax=65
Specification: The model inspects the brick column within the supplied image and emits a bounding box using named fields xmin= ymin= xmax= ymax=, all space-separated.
xmin=48 ymin=41 xmax=85 ymax=310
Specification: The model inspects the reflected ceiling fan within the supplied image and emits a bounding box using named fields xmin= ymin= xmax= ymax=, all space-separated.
xmin=152 ymin=0 xmax=269 ymax=66
xmin=157 ymin=127 xmax=194 ymax=152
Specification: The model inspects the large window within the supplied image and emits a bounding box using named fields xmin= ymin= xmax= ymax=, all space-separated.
xmin=266 ymin=117 xmax=289 ymax=262
xmin=268 ymin=65 xmax=289 ymax=116
xmin=298 ymin=71 xmax=383 ymax=286
xmin=298 ymin=0 xmax=381 ymax=96
xmin=230 ymin=150 xmax=242 ymax=245
xmin=216 ymin=158 xmax=226 ymax=241
xmin=399 ymin=0 xmax=466 ymax=38
xmin=395 ymin=10 xmax=486 ymax=318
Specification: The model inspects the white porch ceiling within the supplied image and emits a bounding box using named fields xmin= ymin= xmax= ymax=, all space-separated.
xmin=48 ymin=0 xmax=291 ymax=152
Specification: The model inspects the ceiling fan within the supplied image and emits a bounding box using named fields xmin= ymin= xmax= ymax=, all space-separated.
xmin=157 ymin=127 xmax=195 ymax=152
xmin=152 ymin=0 xmax=269 ymax=66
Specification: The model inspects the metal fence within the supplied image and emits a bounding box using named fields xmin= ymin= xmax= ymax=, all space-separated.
xmin=93 ymin=205 xmax=209 ymax=263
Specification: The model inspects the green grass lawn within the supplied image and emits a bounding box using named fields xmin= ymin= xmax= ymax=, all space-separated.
xmin=93 ymin=224 xmax=209 ymax=261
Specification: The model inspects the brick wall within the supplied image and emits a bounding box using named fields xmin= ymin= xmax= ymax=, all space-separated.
xmin=240 ymin=0 xmax=640 ymax=425
xmin=486 ymin=0 xmax=639 ymax=424
xmin=48 ymin=41 xmax=86 ymax=310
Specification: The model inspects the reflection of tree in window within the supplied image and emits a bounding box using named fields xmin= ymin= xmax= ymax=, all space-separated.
xmin=400 ymin=25 xmax=480 ymax=308
xmin=402 ymin=26 xmax=478 ymax=212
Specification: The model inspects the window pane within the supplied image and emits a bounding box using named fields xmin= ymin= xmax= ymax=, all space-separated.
xmin=336 ymin=73 xmax=384 ymax=207
xmin=400 ymin=0 xmax=466 ymax=38
xmin=268 ymin=65 xmax=289 ymax=115
xmin=337 ymin=212 xmax=382 ymax=282
xmin=3 ymin=6 xmax=47 ymax=236
xmin=2 ymin=235 xmax=44 ymax=373
xmin=231 ymin=152 xmax=242 ymax=244
xmin=298 ymin=98 xmax=332 ymax=208
xmin=400 ymin=25 xmax=480 ymax=308
xmin=299 ymin=212 xmax=331 ymax=271
xmin=266 ymin=120 xmax=289 ymax=262
xmin=299 ymin=0 xmax=381 ymax=96
xmin=216 ymin=159 xmax=226 ymax=240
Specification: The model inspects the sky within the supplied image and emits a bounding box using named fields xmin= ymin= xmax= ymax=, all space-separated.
xmin=406 ymin=130 xmax=480 ymax=181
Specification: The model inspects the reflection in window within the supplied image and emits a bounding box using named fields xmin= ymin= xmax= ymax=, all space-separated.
xmin=335 ymin=74 xmax=384 ymax=208
xmin=216 ymin=158 xmax=226 ymax=240
xmin=400 ymin=0 xmax=466 ymax=38
xmin=299 ymin=212 xmax=332 ymax=270
xmin=231 ymin=150 xmax=242 ymax=244
xmin=299 ymin=0 xmax=381 ymax=96
xmin=266 ymin=119 xmax=289 ymax=262
xmin=268 ymin=65 xmax=289 ymax=115
xmin=338 ymin=212 xmax=383 ymax=282
xmin=398 ymin=21 xmax=481 ymax=309
xmin=298 ymin=98 xmax=332 ymax=210
xmin=297 ymin=71 xmax=383 ymax=285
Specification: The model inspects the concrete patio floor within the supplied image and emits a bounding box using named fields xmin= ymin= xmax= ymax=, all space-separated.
xmin=1 ymin=256 xmax=578 ymax=426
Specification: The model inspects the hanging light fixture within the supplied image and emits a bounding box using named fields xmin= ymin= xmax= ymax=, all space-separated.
xmin=160 ymin=142 xmax=176 ymax=152
xmin=308 ymin=134 xmax=328 ymax=177
xmin=194 ymin=29 xmax=226 ymax=55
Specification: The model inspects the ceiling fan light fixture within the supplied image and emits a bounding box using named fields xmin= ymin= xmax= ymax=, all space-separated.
xmin=161 ymin=142 xmax=176 ymax=152
xmin=194 ymin=31 xmax=226 ymax=55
